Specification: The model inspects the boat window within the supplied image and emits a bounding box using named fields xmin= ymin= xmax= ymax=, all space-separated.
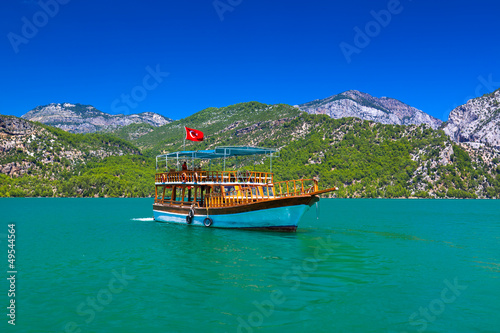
xmin=261 ymin=186 xmax=274 ymax=197
xmin=164 ymin=187 xmax=173 ymax=201
xmin=156 ymin=186 xmax=163 ymax=201
xmin=156 ymin=186 xmax=173 ymax=202
xmin=251 ymin=187 xmax=257 ymax=196
xmin=224 ymin=186 xmax=235 ymax=193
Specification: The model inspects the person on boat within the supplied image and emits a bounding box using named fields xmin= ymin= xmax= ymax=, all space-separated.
xmin=182 ymin=162 xmax=187 ymax=171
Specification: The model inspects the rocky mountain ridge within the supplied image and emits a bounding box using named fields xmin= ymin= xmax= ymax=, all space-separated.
xmin=129 ymin=101 xmax=500 ymax=199
xmin=21 ymin=103 xmax=172 ymax=134
xmin=299 ymin=90 xmax=443 ymax=129
xmin=0 ymin=115 xmax=140 ymax=178
xmin=2 ymin=98 xmax=500 ymax=199
xmin=444 ymin=88 xmax=500 ymax=150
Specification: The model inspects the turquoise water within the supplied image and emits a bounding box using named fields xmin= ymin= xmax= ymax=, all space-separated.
xmin=1 ymin=198 xmax=499 ymax=333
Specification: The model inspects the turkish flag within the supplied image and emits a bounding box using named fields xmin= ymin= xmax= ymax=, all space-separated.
xmin=185 ymin=126 xmax=204 ymax=142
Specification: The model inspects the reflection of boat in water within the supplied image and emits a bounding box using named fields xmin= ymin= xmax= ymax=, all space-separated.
xmin=153 ymin=146 xmax=336 ymax=231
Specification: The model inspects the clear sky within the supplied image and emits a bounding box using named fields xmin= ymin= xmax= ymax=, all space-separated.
xmin=1 ymin=0 xmax=499 ymax=121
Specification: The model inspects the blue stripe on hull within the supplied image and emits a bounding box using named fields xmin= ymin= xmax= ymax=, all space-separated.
xmin=153 ymin=204 xmax=310 ymax=230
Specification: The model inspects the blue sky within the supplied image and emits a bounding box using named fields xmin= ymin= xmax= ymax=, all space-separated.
xmin=1 ymin=0 xmax=499 ymax=121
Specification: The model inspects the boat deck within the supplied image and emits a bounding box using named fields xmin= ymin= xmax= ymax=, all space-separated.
xmin=155 ymin=170 xmax=273 ymax=185
xmin=154 ymin=169 xmax=331 ymax=210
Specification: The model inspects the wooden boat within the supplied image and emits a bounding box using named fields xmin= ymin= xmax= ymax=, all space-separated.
xmin=153 ymin=146 xmax=336 ymax=231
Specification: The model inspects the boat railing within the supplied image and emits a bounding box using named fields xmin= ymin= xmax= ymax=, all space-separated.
xmin=205 ymin=179 xmax=319 ymax=208
xmin=273 ymin=179 xmax=318 ymax=197
xmin=206 ymin=187 xmax=269 ymax=208
xmin=155 ymin=170 xmax=273 ymax=185
xmin=153 ymin=196 xmax=201 ymax=207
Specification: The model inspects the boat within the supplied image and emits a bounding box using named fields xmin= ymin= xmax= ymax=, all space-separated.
xmin=153 ymin=146 xmax=336 ymax=231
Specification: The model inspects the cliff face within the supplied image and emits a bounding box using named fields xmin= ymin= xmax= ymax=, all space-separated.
xmin=444 ymin=89 xmax=500 ymax=149
xmin=21 ymin=103 xmax=172 ymax=134
xmin=299 ymin=90 xmax=443 ymax=129
xmin=0 ymin=115 xmax=140 ymax=178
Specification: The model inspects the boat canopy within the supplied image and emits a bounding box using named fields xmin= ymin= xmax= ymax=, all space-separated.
xmin=157 ymin=146 xmax=279 ymax=160
xmin=156 ymin=146 xmax=279 ymax=171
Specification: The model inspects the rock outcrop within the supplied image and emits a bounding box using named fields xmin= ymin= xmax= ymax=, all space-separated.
xmin=22 ymin=103 xmax=172 ymax=134
xmin=1 ymin=115 xmax=140 ymax=178
xmin=444 ymin=89 xmax=500 ymax=150
xmin=299 ymin=90 xmax=443 ymax=129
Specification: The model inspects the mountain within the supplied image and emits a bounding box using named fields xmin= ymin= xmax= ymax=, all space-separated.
xmin=0 ymin=114 xmax=153 ymax=197
xmin=131 ymin=102 xmax=499 ymax=199
xmin=109 ymin=122 xmax=156 ymax=141
xmin=444 ymin=88 xmax=500 ymax=150
xmin=2 ymin=101 xmax=500 ymax=199
xmin=298 ymin=90 xmax=443 ymax=129
xmin=21 ymin=103 xmax=172 ymax=134
xmin=1 ymin=114 xmax=140 ymax=177
xmin=133 ymin=101 xmax=302 ymax=151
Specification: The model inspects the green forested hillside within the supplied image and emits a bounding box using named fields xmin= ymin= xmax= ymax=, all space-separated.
xmin=1 ymin=102 xmax=499 ymax=198
xmin=257 ymin=115 xmax=500 ymax=198
xmin=0 ymin=116 xmax=151 ymax=197
xmin=108 ymin=122 xmax=155 ymax=141
xmin=134 ymin=102 xmax=301 ymax=151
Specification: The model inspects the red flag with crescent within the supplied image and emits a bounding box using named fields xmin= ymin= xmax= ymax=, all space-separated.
xmin=185 ymin=126 xmax=204 ymax=142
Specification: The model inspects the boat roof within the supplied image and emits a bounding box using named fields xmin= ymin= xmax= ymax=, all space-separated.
xmin=157 ymin=146 xmax=279 ymax=160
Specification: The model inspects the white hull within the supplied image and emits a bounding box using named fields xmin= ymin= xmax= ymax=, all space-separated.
xmin=153 ymin=204 xmax=311 ymax=230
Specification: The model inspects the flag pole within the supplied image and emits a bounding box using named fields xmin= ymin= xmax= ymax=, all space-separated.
xmin=183 ymin=126 xmax=186 ymax=152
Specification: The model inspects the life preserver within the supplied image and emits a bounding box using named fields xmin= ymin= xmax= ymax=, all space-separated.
xmin=203 ymin=217 xmax=213 ymax=227
xmin=194 ymin=172 xmax=199 ymax=183
xmin=181 ymin=172 xmax=187 ymax=183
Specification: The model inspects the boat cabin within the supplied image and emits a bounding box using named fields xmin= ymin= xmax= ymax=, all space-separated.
xmin=154 ymin=146 xmax=319 ymax=209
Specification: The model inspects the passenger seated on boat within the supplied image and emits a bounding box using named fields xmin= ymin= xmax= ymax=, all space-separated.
xmin=182 ymin=162 xmax=187 ymax=171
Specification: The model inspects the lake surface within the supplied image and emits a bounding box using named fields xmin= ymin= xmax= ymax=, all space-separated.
xmin=1 ymin=198 xmax=499 ymax=333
